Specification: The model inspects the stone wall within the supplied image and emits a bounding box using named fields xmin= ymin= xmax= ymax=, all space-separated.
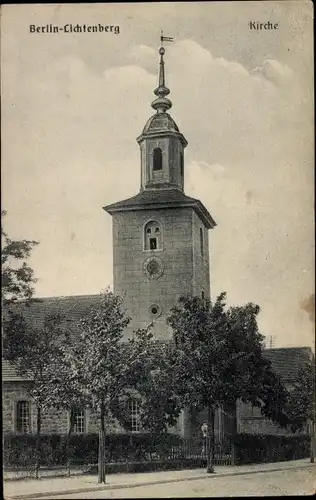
xmin=3 ymin=382 xmax=68 ymax=434
xmin=237 ymin=400 xmax=296 ymax=435
xmin=112 ymin=206 xmax=211 ymax=341
xmin=3 ymin=381 xmax=184 ymax=436
xmin=3 ymin=382 xmax=124 ymax=435
xmin=192 ymin=210 xmax=211 ymax=299
xmin=5 ymin=382 xmax=304 ymax=438
xmin=112 ymin=207 xmax=194 ymax=341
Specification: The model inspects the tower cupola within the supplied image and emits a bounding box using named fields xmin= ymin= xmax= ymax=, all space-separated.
xmin=137 ymin=35 xmax=188 ymax=192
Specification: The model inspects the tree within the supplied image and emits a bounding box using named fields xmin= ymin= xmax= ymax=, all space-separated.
xmin=3 ymin=307 xmax=71 ymax=478
xmin=286 ymin=360 xmax=315 ymax=461
xmin=41 ymin=334 xmax=90 ymax=475
xmin=167 ymin=293 xmax=289 ymax=472
xmin=59 ymin=290 xmax=174 ymax=484
xmin=111 ymin=340 xmax=182 ymax=437
xmin=1 ymin=210 xmax=39 ymax=305
xmin=286 ymin=361 xmax=315 ymax=431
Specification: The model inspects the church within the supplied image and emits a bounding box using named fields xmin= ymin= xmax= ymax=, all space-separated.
xmin=2 ymin=40 xmax=312 ymax=440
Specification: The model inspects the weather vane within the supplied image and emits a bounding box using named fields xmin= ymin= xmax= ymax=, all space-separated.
xmin=160 ymin=30 xmax=174 ymax=47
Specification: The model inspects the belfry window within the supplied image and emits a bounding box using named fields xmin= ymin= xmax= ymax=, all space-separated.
xmin=153 ymin=148 xmax=163 ymax=171
xmin=150 ymin=238 xmax=157 ymax=250
xmin=200 ymin=228 xmax=204 ymax=257
xmin=144 ymin=221 xmax=162 ymax=250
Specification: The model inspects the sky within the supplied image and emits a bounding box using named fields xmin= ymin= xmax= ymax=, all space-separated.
xmin=1 ymin=2 xmax=314 ymax=348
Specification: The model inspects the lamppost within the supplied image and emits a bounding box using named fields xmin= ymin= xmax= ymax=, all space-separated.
xmin=201 ymin=422 xmax=208 ymax=456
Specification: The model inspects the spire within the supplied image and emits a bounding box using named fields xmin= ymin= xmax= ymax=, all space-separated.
xmin=151 ymin=32 xmax=173 ymax=114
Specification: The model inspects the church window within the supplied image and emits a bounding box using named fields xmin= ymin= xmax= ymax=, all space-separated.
xmin=144 ymin=221 xmax=162 ymax=251
xmin=153 ymin=147 xmax=163 ymax=171
xmin=16 ymin=401 xmax=30 ymax=433
xmin=200 ymin=228 xmax=204 ymax=257
xmin=201 ymin=290 xmax=205 ymax=299
xmin=127 ymin=400 xmax=141 ymax=432
xmin=180 ymin=152 xmax=184 ymax=177
xmin=72 ymin=407 xmax=86 ymax=434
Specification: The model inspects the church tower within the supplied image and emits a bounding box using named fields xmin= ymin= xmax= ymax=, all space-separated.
xmin=103 ymin=39 xmax=216 ymax=340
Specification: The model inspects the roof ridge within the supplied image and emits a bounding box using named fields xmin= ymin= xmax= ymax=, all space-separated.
xmin=22 ymin=293 xmax=103 ymax=302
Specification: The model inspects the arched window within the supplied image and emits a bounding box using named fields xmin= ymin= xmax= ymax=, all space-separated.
xmin=144 ymin=221 xmax=162 ymax=250
xmin=201 ymin=290 xmax=205 ymax=299
xmin=153 ymin=148 xmax=162 ymax=171
xmin=180 ymin=152 xmax=184 ymax=178
xmin=16 ymin=401 xmax=30 ymax=433
xmin=200 ymin=228 xmax=204 ymax=257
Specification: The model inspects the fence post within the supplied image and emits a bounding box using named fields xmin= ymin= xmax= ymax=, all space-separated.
xmin=35 ymin=406 xmax=41 ymax=480
xmin=309 ymin=419 xmax=315 ymax=463
xmin=206 ymin=406 xmax=214 ymax=473
xmin=230 ymin=402 xmax=237 ymax=466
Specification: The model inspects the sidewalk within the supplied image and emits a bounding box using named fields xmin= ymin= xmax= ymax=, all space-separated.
xmin=4 ymin=459 xmax=315 ymax=499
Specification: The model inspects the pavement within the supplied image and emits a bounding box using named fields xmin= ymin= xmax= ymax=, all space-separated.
xmin=3 ymin=459 xmax=315 ymax=500
xmin=46 ymin=467 xmax=316 ymax=498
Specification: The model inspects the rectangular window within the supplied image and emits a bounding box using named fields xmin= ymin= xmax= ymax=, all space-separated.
xmin=128 ymin=400 xmax=140 ymax=432
xmin=149 ymin=238 xmax=157 ymax=250
xmin=16 ymin=401 xmax=30 ymax=433
xmin=201 ymin=291 xmax=205 ymax=299
xmin=73 ymin=408 xmax=85 ymax=434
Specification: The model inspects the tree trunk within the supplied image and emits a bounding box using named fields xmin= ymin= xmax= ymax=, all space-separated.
xmin=230 ymin=402 xmax=238 ymax=466
xmin=98 ymin=402 xmax=106 ymax=484
xmin=35 ymin=406 xmax=41 ymax=479
xmin=206 ymin=406 xmax=215 ymax=473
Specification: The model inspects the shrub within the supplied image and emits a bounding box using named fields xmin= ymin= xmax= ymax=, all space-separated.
xmin=233 ymin=433 xmax=310 ymax=465
xmin=3 ymin=432 xmax=183 ymax=468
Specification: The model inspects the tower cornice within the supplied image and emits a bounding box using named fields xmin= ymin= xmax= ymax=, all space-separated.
xmin=136 ymin=130 xmax=188 ymax=148
xmin=103 ymin=189 xmax=216 ymax=229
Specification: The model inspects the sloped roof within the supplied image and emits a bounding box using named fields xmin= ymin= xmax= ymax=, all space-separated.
xmin=143 ymin=113 xmax=179 ymax=133
xmin=2 ymin=295 xmax=103 ymax=382
xmin=103 ymin=189 xmax=216 ymax=229
xmin=7 ymin=294 xmax=103 ymax=327
xmin=264 ymin=347 xmax=313 ymax=384
xmin=2 ymin=295 xmax=313 ymax=384
xmin=2 ymin=360 xmax=33 ymax=382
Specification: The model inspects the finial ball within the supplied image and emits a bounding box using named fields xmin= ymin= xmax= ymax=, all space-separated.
xmin=159 ymin=47 xmax=165 ymax=56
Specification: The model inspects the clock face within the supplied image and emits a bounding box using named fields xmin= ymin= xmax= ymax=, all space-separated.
xmin=143 ymin=256 xmax=164 ymax=280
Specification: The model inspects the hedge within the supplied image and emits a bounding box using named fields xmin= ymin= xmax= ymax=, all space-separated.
xmin=4 ymin=432 xmax=310 ymax=468
xmin=233 ymin=433 xmax=310 ymax=465
xmin=3 ymin=432 xmax=183 ymax=467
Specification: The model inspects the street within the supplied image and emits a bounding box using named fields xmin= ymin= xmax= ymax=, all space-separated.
xmin=42 ymin=467 xmax=315 ymax=498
